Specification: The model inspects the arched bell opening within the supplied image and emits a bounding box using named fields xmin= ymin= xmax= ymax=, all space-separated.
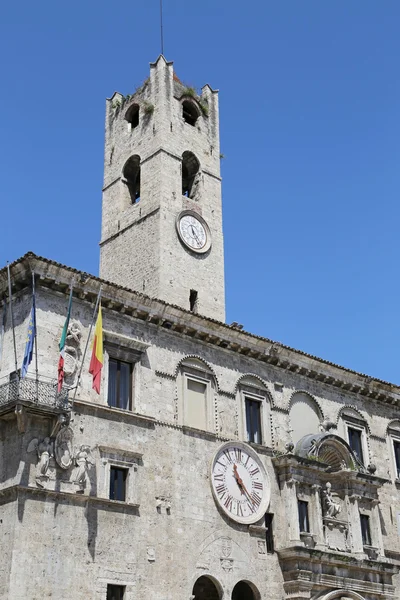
xmin=231 ymin=580 xmax=259 ymax=600
xmin=192 ymin=575 xmax=221 ymax=600
xmin=122 ymin=155 xmax=141 ymax=204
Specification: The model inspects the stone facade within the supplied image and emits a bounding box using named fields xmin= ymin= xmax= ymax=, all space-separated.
xmin=0 ymin=57 xmax=399 ymax=600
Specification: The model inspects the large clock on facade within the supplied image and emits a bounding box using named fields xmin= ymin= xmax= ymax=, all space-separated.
xmin=176 ymin=210 xmax=212 ymax=254
xmin=210 ymin=441 xmax=270 ymax=525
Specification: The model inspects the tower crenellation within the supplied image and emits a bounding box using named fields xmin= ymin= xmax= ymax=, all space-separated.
xmin=100 ymin=55 xmax=225 ymax=321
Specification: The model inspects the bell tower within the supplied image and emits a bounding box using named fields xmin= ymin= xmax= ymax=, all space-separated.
xmin=99 ymin=56 xmax=225 ymax=322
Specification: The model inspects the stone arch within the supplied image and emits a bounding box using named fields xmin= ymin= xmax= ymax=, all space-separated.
xmin=174 ymin=355 xmax=220 ymax=389
xmin=235 ymin=374 xmax=269 ymax=393
xmin=337 ymin=406 xmax=371 ymax=434
xmin=289 ymin=391 xmax=323 ymax=445
xmin=124 ymin=102 xmax=139 ymax=129
xmin=182 ymin=151 xmax=200 ymax=198
xmin=386 ymin=419 xmax=400 ymax=435
xmin=192 ymin=575 xmax=222 ymax=600
xmin=231 ymin=580 xmax=260 ymax=600
xmin=122 ymin=155 xmax=141 ymax=204
xmin=182 ymin=98 xmax=201 ymax=126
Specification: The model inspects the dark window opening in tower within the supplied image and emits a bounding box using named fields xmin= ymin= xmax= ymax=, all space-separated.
xmin=189 ymin=289 xmax=198 ymax=313
xmin=182 ymin=151 xmax=200 ymax=198
xmin=125 ymin=103 xmax=139 ymax=129
xmin=123 ymin=155 xmax=141 ymax=204
xmin=182 ymin=100 xmax=199 ymax=126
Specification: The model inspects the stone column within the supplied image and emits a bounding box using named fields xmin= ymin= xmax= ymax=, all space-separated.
xmin=347 ymin=494 xmax=364 ymax=555
xmin=371 ymin=499 xmax=385 ymax=557
xmin=283 ymin=478 xmax=301 ymax=545
xmin=312 ymin=484 xmax=325 ymax=548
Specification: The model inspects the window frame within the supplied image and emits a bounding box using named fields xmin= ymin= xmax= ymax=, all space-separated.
xmin=182 ymin=371 xmax=210 ymax=431
xmin=107 ymin=357 xmax=133 ymax=411
xmin=387 ymin=424 xmax=400 ymax=481
xmin=360 ymin=512 xmax=372 ymax=547
xmin=109 ymin=465 xmax=129 ymax=502
xmin=239 ymin=385 xmax=270 ymax=447
xmin=244 ymin=394 xmax=263 ymax=445
xmin=177 ymin=359 xmax=216 ymax=433
xmin=298 ymin=499 xmax=310 ymax=534
xmin=99 ymin=446 xmax=143 ymax=506
xmin=343 ymin=417 xmax=368 ymax=466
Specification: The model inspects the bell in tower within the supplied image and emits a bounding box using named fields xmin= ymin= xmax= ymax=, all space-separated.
xmin=99 ymin=56 xmax=225 ymax=322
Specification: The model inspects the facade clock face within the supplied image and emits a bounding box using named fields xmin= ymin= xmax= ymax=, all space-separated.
xmin=210 ymin=442 xmax=270 ymax=525
xmin=176 ymin=210 xmax=212 ymax=254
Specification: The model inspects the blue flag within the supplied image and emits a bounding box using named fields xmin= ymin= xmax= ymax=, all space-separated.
xmin=21 ymin=303 xmax=36 ymax=378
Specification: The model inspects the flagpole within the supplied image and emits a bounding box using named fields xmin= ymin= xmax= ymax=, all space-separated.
xmin=7 ymin=263 xmax=18 ymax=378
xmin=0 ymin=298 xmax=7 ymax=370
xmin=31 ymin=271 xmax=39 ymax=397
xmin=72 ymin=286 xmax=102 ymax=409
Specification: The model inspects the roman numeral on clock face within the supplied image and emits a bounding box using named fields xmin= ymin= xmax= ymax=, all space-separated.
xmin=234 ymin=448 xmax=242 ymax=462
xmin=224 ymin=495 xmax=233 ymax=511
xmin=213 ymin=473 xmax=224 ymax=481
xmin=253 ymin=481 xmax=263 ymax=490
xmin=216 ymin=484 xmax=226 ymax=496
xmin=250 ymin=467 xmax=260 ymax=476
xmin=223 ymin=450 xmax=233 ymax=464
xmin=251 ymin=492 xmax=262 ymax=508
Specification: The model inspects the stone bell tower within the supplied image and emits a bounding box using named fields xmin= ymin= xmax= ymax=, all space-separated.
xmin=99 ymin=56 xmax=225 ymax=322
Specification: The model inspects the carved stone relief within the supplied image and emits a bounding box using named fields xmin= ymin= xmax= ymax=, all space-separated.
xmin=54 ymin=427 xmax=74 ymax=469
xmin=63 ymin=320 xmax=82 ymax=388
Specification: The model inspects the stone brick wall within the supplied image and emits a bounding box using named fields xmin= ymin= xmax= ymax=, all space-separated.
xmin=99 ymin=56 xmax=225 ymax=322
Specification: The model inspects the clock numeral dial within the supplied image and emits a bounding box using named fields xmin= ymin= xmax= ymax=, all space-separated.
xmin=211 ymin=442 xmax=270 ymax=525
xmin=176 ymin=211 xmax=212 ymax=254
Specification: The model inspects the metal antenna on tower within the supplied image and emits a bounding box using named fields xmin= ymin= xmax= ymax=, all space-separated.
xmin=160 ymin=0 xmax=164 ymax=55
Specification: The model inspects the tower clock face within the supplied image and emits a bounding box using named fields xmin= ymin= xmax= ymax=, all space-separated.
xmin=210 ymin=442 xmax=270 ymax=525
xmin=176 ymin=210 xmax=211 ymax=254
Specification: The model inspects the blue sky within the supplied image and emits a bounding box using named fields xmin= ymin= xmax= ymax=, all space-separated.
xmin=1 ymin=1 xmax=400 ymax=382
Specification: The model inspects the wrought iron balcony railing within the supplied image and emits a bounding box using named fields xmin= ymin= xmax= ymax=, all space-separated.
xmin=0 ymin=376 xmax=69 ymax=411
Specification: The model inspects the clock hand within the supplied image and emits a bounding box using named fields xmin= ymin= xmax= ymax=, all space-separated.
xmin=233 ymin=464 xmax=253 ymax=503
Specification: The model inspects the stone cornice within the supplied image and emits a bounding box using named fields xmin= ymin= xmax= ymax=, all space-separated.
xmin=2 ymin=252 xmax=400 ymax=409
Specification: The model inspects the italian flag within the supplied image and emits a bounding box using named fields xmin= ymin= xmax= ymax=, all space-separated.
xmin=89 ymin=303 xmax=103 ymax=394
xmin=57 ymin=288 xmax=73 ymax=393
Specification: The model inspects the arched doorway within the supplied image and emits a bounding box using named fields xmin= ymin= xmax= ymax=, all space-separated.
xmin=232 ymin=581 xmax=256 ymax=600
xmin=192 ymin=576 xmax=221 ymax=600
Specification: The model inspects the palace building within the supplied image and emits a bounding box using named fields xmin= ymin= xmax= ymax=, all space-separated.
xmin=0 ymin=56 xmax=399 ymax=600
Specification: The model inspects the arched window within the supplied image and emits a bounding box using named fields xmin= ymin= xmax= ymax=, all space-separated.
xmin=125 ymin=103 xmax=139 ymax=130
xmin=122 ymin=155 xmax=141 ymax=204
xmin=182 ymin=99 xmax=199 ymax=126
xmin=232 ymin=581 xmax=259 ymax=600
xmin=182 ymin=151 xmax=200 ymax=198
xmin=192 ymin=576 xmax=221 ymax=600
xmin=289 ymin=392 xmax=322 ymax=446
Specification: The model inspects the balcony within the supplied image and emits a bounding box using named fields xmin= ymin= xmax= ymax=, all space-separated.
xmin=0 ymin=375 xmax=69 ymax=414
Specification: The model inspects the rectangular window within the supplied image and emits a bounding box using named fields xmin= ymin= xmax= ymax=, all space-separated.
xmin=360 ymin=513 xmax=372 ymax=546
xmin=109 ymin=467 xmax=128 ymax=502
xmin=245 ymin=398 xmax=262 ymax=444
xmin=108 ymin=359 xmax=132 ymax=410
xmin=265 ymin=513 xmax=274 ymax=553
xmin=185 ymin=377 xmax=207 ymax=430
xmin=393 ymin=440 xmax=400 ymax=479
xmin=348 ymin=427 xmax=364 ymax=463
xmin=107 ymin=585 xmax=125 ymax=600
xmin=298 ymin=500 xmax=310 ymax=533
